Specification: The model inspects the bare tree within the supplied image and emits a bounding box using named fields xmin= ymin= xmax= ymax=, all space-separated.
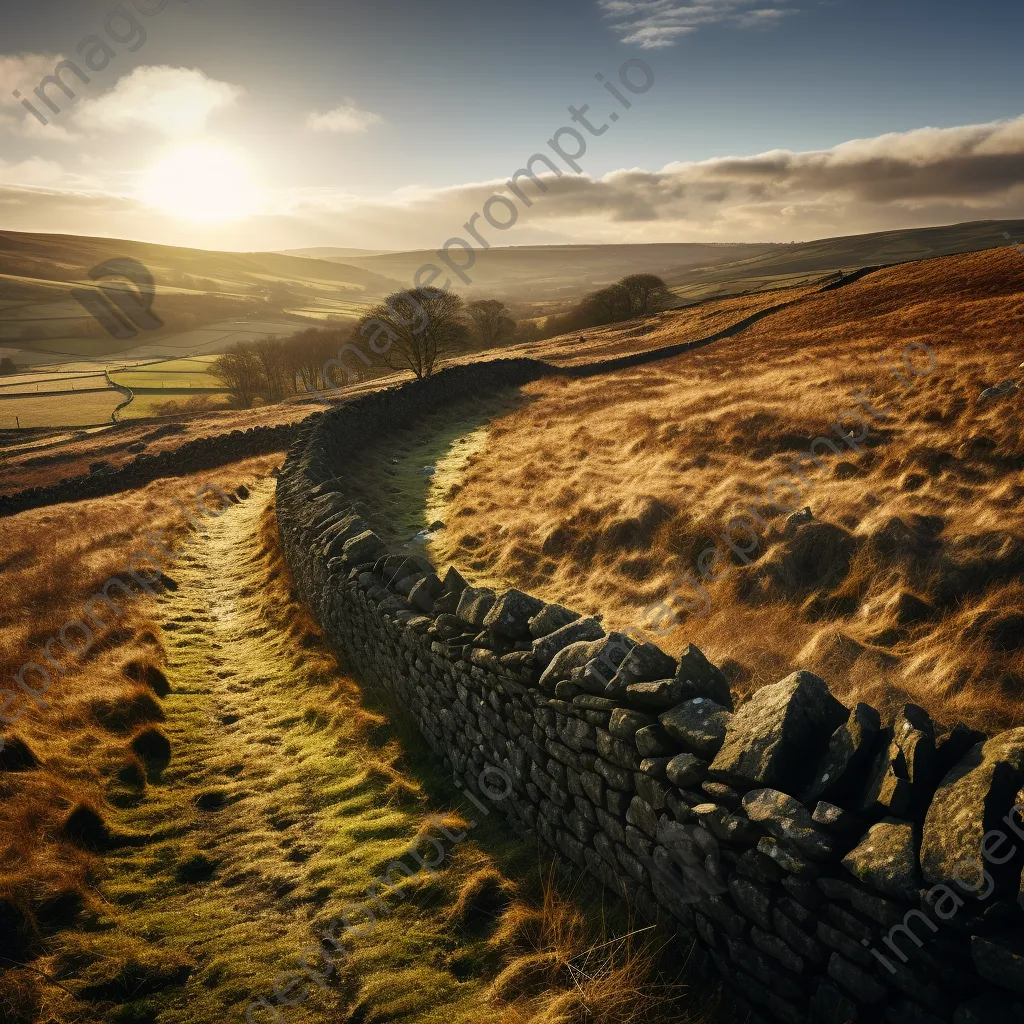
xmin=280 ymin=335 xmax=305 ymax=394
xmin=358 ymin=290 xmax=468 ymax=379
xmin=466 ymin=299 xmax=517 ymax=348
xmin=252 ymin=337 xmax=286 ymax=401
xmin=211 ymin=343 xmax=264 ymax=409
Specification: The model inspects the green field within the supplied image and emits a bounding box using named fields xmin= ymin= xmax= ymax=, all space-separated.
xmin=119 ymin=392 xmax=231 ymax=420
xmin=0 ymin=390 xmax=120 ymax=428
xmin=0 ymin=371 xmax=109 ymax=394
xmin=111 ymin=355 xmax=221 ymax=391
xmin=0 ymin=229 xmax=397 ymax=369
xmin=109 ymin=355 xmax=231 ymax=420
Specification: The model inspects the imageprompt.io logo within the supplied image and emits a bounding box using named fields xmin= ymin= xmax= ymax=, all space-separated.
xmin=72 ymin=258 xmax=164 ymax=340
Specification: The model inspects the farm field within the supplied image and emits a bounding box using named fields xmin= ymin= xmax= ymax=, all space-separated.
xmin=0 ymin=372 xmax=110 ymax=394
xmin=110 ymin=356 xmax=222 ymax=390
xmin=0 ymin=229 xmax=398 ymax=369
xmin=0 ymin=389 xmax=121 ymax=428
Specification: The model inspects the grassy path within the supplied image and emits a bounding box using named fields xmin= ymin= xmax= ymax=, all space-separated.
xmin=44 ymin=482 xmax=521 ymax=1024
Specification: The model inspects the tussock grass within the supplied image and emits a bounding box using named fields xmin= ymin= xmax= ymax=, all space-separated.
xmin=490 ymin=870 xmax=708 ymax=1024
xmin=3 ymin=483 xmax=702 ymax=1024
xmin=429 ymin=246 xmax=1024 ymax=731
xmin=0 ymin=456 xmax=281 ymax=1009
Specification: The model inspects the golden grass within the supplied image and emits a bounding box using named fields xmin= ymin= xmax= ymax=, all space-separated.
xmin=2 ymin=476 xmax=709 ymax=1024
xmin=491 ymin=283 xmax=819 ymax=367
xmin=0 ymin=456 xmax=281 ymax=1007
xmin=428 ymin=246 xmax=1024 ymax=731
xmin=490 ymin=869 xmax=708 ymax=1024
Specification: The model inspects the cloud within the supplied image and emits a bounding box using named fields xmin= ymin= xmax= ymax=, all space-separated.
xmin=0 ymin=53 xmax=82 ymax=138
xmin=0 ymin=53 xmax=65 ymax=106
xmin=266 ymin=113 xmax=1024 ymax=247
xmin=599 ymin=0 xmax=800 ymax=47
xmin=75 ymin=66 xmax=243 ymax=135
xmin=306 ymin=100 xmax=383 ymax=134
xmin=3 ymin=114 xmax=1024 ymax=253
xmin=0 ymin=157 xmax=69 ymax=187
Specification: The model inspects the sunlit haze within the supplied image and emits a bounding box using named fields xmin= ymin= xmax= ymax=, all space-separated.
xmin=0 ymin=0 xmax=1022 ymax=251
xmin=138 ymin=142 xmax=259 ymax=224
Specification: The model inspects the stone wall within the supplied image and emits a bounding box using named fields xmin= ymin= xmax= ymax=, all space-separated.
xmin=0 ymin=420 xmax=298 ymax=517
xmin=276 ymin=359 xmax=1024 ymax=1024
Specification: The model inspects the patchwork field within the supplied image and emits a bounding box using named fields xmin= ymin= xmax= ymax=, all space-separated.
xmin=427 ymin=245 xmax=1024 ymax=733
xmin=0 ymin=230 xmax=402 ymax=369
xmin=0 ymin=391 xmax=122 ymax=429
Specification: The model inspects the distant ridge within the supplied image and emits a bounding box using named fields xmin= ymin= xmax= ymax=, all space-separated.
xmin=278 ymin=246 xmax=397 ymax=259
xmin=326 ymin=219 xmax=1024 ymax=303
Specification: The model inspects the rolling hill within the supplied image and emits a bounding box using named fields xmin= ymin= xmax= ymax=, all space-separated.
xmin=0 ymin=231 xmax=404 ymax=367
xmin=337 ymin=218 xmax=1024 ymax=303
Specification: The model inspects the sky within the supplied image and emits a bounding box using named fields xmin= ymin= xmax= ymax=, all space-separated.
xmin=1 ymin=0 xmax=1023 ymax=252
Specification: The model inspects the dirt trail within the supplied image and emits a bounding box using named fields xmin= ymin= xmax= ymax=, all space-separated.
xmin=46 ymin=482 xmax=506 ymax=1024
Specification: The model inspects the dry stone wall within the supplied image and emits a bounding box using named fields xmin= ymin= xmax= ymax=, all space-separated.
xmin=276 ymin=359 xmax=1024 ymax=1024
xmin=0 ymin=420 xmax=297 ymax=517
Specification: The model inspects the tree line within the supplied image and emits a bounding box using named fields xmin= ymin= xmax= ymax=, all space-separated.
xmin=210 ymin=275 xmax=675 ymax=409
xmin=542 ymin=273 xmax=674 ymax=337
xmin=210 ymin=296 xmax=526 ymax=408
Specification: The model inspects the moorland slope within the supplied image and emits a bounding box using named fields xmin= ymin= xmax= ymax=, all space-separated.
xmin=427 ymin=245 xmax=1024 ymax=731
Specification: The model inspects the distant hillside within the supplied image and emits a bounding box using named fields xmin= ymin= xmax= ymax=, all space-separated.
xmin=662 ymin=219 xmax=1024 ymax=301
xmin=279 ymin=246 xmax=397 ymax=259
xmin=3 ymin=219 xmax=1022 ymax=367
xmin=338 ymin=219 xmax=1024 ymax=304
xmin=339 ymin=242 xmax=780 ymax=301
xmin=0 ymin=232 xmax=402 ymax=303
xmin=0 ymin=231 xmax=404 ymax=365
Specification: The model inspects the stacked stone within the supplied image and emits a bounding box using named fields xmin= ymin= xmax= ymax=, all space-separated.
xmin=275 ymin=362 xmax=1024 ymax=1024
xmin=0 ymin=420 xmax=299 ymax=517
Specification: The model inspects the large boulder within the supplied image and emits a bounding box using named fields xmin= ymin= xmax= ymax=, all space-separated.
xmin=483 ymin=589 xmax=546 ymax=639
xmin=841 ymin=819 xmax=921 ymax=900
xmin=709 ymin=671 xmax=848 ymax=792
xmin=532 ymin=617 xmax=605 ymax=668
xmin=456 ymin=587 xmax=497 ymax=628
xmin=921 ymin=728 xmax=1024 ymax=897
xmin=660 ymin=699 xmax=731 ymax=759
xmin=676 ymin=644 xmax=733 ymax=710
xmin=804 ymin=702 xmax=882 ymax=804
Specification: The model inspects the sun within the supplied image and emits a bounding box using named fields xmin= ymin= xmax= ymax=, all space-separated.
xmin=139 ymin=142 xmax=259 ymax=224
